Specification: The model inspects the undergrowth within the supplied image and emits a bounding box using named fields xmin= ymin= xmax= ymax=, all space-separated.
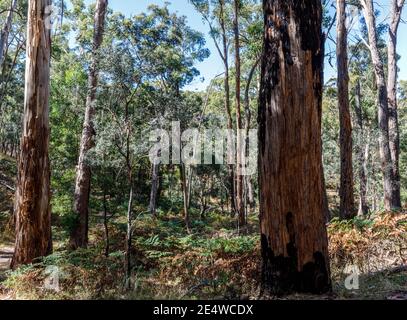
xmin=1 ymin=210 xmax=406 ymax=300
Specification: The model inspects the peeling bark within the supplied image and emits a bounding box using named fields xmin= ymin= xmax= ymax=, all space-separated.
xmin=12 ymin=0 xmax=52 ymax=268
xmin=259 ymin=0 xmax=331 ymax=295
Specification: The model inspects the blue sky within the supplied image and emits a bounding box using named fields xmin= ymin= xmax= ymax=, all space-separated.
xmin=86 ymin=0 xmax=407 ymax=91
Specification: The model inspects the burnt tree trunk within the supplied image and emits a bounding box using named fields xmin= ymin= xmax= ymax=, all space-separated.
xmin=336 ymin=0 xmax=355 ymax=219
xmin=259 ymin=0 xmax=331 ymax=295
xmin=354 ymin=81 xmax=370 ymax=216
xmin=70 ymin=0 xmax=108 ymax=249
xmin=361 ymin=0 xmax=398 ymax=211
xmin=12 ymin=0 xmax=52 ymax=268
xmin=387 ymin=0 xmax=404 ymax=209
xmin=0 ymin=0 xmax=18 ymax=67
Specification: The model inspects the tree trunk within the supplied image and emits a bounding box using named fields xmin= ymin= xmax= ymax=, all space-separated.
xmin=387 ymin=0 xmax=404 ymax=209
xmin=70 ymin=0 xmax=108 ymax=249
xmin=361 ymin=0 xmax=398 ymax=211
xmin=336 ymin=0 xmax=355 ymax=219
xmin=233 ymin=0 xmax=245 ymax=227
xmin=180 ymin=164 xmax=191 ymax=233
xmin=124 ymin=185 xmax=133 ymax=290
xmin=259 ymin=0 xmax=331 ymax=295
xmin=0 ymin=0 xmax=18 ymax=67
xmin=244 ymin=56 xmax=260 ymax=213
xmin=12 ymin=0 xmax=52 ymax=268
xmin=219 ymin=0 xmax=236 ymax=216
xmin=103 ymin=188 xmax=109 ymax=257
xmin=149 ymin=163 xmax=160 ymax=217
xmin=354 ymin=81 xmax=370 ymax=216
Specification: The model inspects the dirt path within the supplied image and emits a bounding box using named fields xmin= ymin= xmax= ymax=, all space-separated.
xmin=0 ymin=244 xmax=13 ymax=300
xmin=0 ymin=244 xmax=13 ymax=273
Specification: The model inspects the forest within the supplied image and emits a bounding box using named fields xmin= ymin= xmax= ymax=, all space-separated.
xmin=0 ymin=0 xmax=406 ymax=301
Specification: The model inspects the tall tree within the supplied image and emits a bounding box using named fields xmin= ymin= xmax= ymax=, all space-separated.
xmin=354 ymin=80 xmax=370 ymax=216
xmin=190 ymin=0 xmax=237 ymax=215
xmin=70 ymin=0 xmax=108 ymax=249
xmin=233 ymin=0 xmax=245 ymax=227
xmin=360 ymin=0 xmax=399 ymax=211
xmin=11 ymin=0 xmax=52 ymax=268
xmin=336 ymin=0 xmax=355 ymax=219
xmin=259 ymin=0 xmax=331 ymax=294
xmin=0 ymin=0 xmax=18 ymax=67
xmin=387 ymin=0 xmax=405 ymax=209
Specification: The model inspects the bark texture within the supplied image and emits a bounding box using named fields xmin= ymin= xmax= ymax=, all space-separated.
xmin=12 ymin=0 xmax=52 ymax=268
xmin=387 ymin=0 xmax=404 ymax=209
xmin=336 ymin=0 xmax=355 ymax=219
xmin=361 ymin=0 xmax=398 ymax=210
xmin=259 ymin=0 xmax=331 ymax=295
xmin=70 ymin=0 xmax=108 ymax=249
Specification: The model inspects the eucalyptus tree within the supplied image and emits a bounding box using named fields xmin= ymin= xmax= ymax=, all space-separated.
xmin=0 ymin=0 xmax=18 ymax=67
xmin=336 ymin=0 xmax=355 ymax=219
xmin=12 ymin=0 xmax=52 ymax=268
xmin=387 ymin=0 xmax=405 ymax=208
xmin=360 ymin=0 xmax=399 ymax=211
xmin=259 ymin=0 xmax=331 ymax=294
xmin=190 ymin=0 xmax=237 ymax=215
xmin=70 ymin=0 xmax=108 ymax=249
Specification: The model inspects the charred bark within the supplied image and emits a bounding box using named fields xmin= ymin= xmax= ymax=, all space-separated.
xmin=259 ymin=0 xmax=331 ymax=295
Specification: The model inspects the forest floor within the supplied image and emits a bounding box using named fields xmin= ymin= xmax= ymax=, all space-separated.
xmin=0 ymin=153 xmax=406 ymax=300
